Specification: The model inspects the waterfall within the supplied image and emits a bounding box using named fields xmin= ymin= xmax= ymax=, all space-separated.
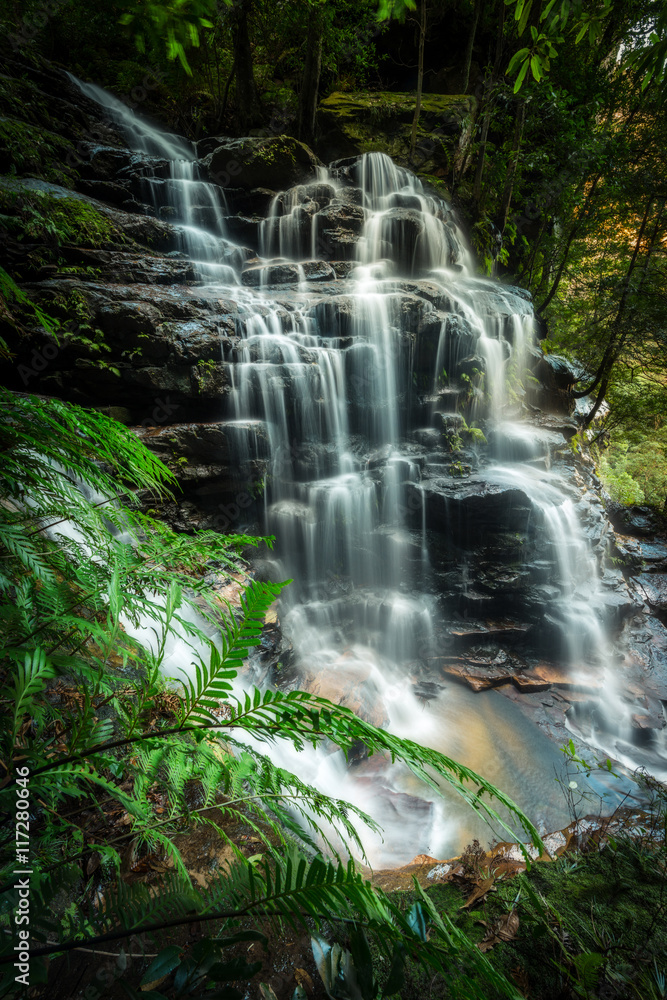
xmin=68 ymin=74 xmax=241 ymax=278
xmin=69 ymin=75 xmax=647 ymax=864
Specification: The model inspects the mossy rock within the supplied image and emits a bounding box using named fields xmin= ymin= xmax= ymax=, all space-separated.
xmin=0 ymin=180 xmax=123 ymax=250
xmin=317 ymin=91 xmax=476 ymax=187
xmin=203 ymin=135 xmax=321 ymax=191
xmin=0 ymin=178 xmax=190 ymax=266
xmin=0 ymin=117 xmax=79 ymax=188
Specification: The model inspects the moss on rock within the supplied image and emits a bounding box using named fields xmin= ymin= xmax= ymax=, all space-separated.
xmin=0 ymin=185 xmax=120 ymax=246
xmin=204 ymin=135 xmax=321 ymax=191
xmin=318 ymin=91 xmax=476 ymax=189
xmin=0 ymin=117 xmax=79 ymax=188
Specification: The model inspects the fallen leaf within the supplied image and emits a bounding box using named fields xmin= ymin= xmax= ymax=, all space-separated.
xmin=86 ymin=852 xmax=101 ymax=876
xmin=295 ymin=968 xmax=314 ymax=995
xmin=478 ymin=911 xmax=520 ymax=952
xmin=462 ymin=875 xmax=496 ymax=909
xmin=497 ymin=911 xmax=520 ymax=941
xmin=259 ymin=985 xmax=280 ymax=1000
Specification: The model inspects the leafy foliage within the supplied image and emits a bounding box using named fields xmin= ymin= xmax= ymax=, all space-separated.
xmin=0 ymin=389 xmax=541 ymax=998
xmin=0 ymin=266 xmax=60 ymax=358
xmin=117 ymin=0 xmax=220 ymax=74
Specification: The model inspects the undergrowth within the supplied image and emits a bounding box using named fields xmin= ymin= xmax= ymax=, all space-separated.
xmin=0 ymin=385 xmax=544 ymax=1000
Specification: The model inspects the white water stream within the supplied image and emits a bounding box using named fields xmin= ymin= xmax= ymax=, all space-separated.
xmin=66 ymin=76 xmax=650 ymax=865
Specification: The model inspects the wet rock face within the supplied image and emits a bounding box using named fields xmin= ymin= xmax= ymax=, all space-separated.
xmin=203 ymin=136 xmax=321 ymax=191
xmin=241 ymin=260 xmax=337 ymax=286
xmin=411 ymin=478 xmax=534 ymax=540
xmin=134 ymin=421 xmax=270 ymax=516
xmin=317 ymin=92 xmax=476 ymax=183
xmin=5 ymin=59 xmax=660 ymax=758
xmin=8 ymin=277 xmax=241 ymax=415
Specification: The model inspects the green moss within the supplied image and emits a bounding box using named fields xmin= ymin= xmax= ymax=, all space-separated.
xmin=0 ymin=117 xmax=78 ymax=188
xmin=448 ymin=460 xmax=471 ymax=476
xmin=320 ymin=91 xmax=474 ymax=119
xmin=0 ymin=185 xmax=123 ymax=250
xmin=253 ymin=136 xmax=298 ymax=166
xmin=319 ymin=90 xmax=474 ymax=186
xmin=463 ymin=426 xmax=488 ymax=446
xmin=0 ymin=76 xmax=51 ymax=130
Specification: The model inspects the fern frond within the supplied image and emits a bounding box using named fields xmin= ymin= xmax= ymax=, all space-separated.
xmin=174 ymin=579 xmax=288 ymax=728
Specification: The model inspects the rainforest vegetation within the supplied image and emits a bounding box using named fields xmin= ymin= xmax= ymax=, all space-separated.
xmin=1 ymin=1 xmax=667 ymax=998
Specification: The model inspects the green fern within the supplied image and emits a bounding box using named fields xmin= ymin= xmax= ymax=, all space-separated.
xmin=0 ymin=389 xmax=540 ymax=1000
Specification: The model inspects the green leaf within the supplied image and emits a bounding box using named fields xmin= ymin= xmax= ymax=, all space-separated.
xmin=383 ymin=946 xmax=405 ymax=995
xmin=407 ymin=902 xmax=427 ymax=942
xmin=541 ymin=0 xmax=557 ymax=21
xmin=518 ymin=0 xmax=532 ymax=35
xmin=140 ymin=945 xmax=183 ymax=985
xmin=507 ymin=47 xmax=530 ymax=75
xmin=514 ymin=58 xmax=530 ymax=92
xmin=350 ymin=926 xmax=375 ymax=1000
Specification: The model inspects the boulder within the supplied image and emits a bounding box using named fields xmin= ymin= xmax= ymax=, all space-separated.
xmin=534 ymin=352 xmax=588 ymax=391
xmin=315 ymin=199 xmax=366 ymax=234
xmin=224 ymin=187 xmax=277 ymax=216
xmin=204 ymin=136 xmax=321 ymax=191
xmin=195 ymin=135 xmax=229 ymax=158
xmin=408 ymin=477 xmax=534 ymax=541
xmin=632 ymin=574 xmax=667 ymax=618
xmin=606 ymin=502 xmax=662 ymax=538
xmin=317 ymin=91 xmax=475 ymax=183
xmin=241 ymin=259 xmax=336 ymax=286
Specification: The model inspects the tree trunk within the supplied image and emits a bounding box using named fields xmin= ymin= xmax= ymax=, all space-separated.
xmin=537 ymin=175 xmax=601 ymax=313
xmin=576 ymin=196 xmax=655 ymax=423
xmin=462 ymin=0 xmax=484 ymax=92
xmin=409 ymin=0 xmax=427 ymax=163
xmin=230 ymin=0 xmax=262 ymax=129
xmin=472 ymin=92 xmax=492 ymax=204
xmin=472 ymin=0 xmax=505 ymax=207
xmin=497 ymin=97 xmax=526 ymax=233
xmin=298 ymin=2 xmax=325 ymax=142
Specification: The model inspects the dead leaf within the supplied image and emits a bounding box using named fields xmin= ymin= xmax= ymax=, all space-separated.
xmin=497 ymin=912 xmax=519 ymax=941
xmin=259 ymin=985 xmax=280 ymax=1000
xmin=141 ymin=974 xmax=170 ymax=992
xmin=462 ymin=875 xmax=496 ymax=909
xmin=294 ymin=968 xmax=314 ymax=995
xmin=86 ymin=852 xmax=101 ymax=876
xmin=478 ymin=911 xmax=520 ymax=952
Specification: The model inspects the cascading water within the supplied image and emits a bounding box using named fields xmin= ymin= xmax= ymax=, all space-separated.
xmin=70 ymin=75 xmax=646 ymax=864
xmin=69 ymin=74 xmax=243 ymax=277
